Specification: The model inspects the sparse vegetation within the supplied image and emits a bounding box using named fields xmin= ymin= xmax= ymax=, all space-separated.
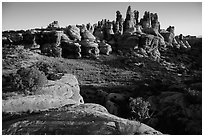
xmin=34 ymin=60 xmax=66 ymax=75
xmin=10 ymin=67 xmax=47 ymax=95
xmin=128 ymin=97 xmax=151 ymax=122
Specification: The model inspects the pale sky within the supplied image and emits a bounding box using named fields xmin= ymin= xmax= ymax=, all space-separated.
xmin=2 ymin=2 xmax=202 ymax=36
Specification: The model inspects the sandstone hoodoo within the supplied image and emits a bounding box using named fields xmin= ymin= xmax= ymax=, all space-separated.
xmin=2 ymin=5 xmax=202 ymax=135
xmin=2 ymin=6 xmax=191 ymax=60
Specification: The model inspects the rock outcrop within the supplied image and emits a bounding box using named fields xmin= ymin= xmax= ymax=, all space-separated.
xmin=22 ymin=30 xmax=38 ymax=49
xmin=65 ymin=25 xmax=81 ymax=41
xmin=98 ymin=41 xmax=112 ymax=55
xmin=80 ymin=39 xmax=100 ymax=58
xmin=2 ymin=74 xmax=84 ymax=113
xmin=123 ymin=6 xmax=136 ymax=34
xmin=93 ymin=27 xmax=104 ymax=41
xmin=47 ymin=21 xmax=60 ymax=29
xmin=176 ymin=34 xmax=191 ymax=50
xmin=2 ymin=5 xmax=192 ymax=59
xmin=38 ymin=31 xmax=62 ymax=57
xmin=160 ymin=26 xmax=175 ymax=46
xmin=3 ymin=103 xmax=162 ymax=135
xmin=115 ymin=10 xmax=123 ymax=34
xmin=2 ymin=32 xmax=23 ymax=46
xmin=81 ymin=30 xmax=96 ymax=41
xmin=61 ymin=41 xmax=81 ymax=58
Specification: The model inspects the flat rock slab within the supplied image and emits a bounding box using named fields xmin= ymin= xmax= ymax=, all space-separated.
xmin=2 ymin=103 xmax=162 ymax=135
xmin=2 ymin=74 xmax=84 ymax=113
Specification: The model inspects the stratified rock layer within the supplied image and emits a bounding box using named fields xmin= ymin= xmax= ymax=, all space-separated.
xmin=2 ymin=103 xmax=162 ymax=135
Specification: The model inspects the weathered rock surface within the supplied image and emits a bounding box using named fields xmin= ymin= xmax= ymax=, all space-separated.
xmin=80 ymin=40 xmax=100 ymax=57
xmin=65 ymin=25 xmax=81 ymax=41
xmin=60 ymin=33 xmax=70 ymax=42
xmin=93 ymin=27 xmax=104 ymax=40
xmin=160 ymin=31 xmax=174 ymax=45
xmin=2 ymin=103 xmax=162 ymax=135
xmin=123 ymin=6 xmax=135 ymax=34
xmin=47 ymin=21 xmax=60 ymax=29
xmin=98 ymin=41 xmax=112 ymax=55
xmin=81 ymin=30 xmax=96 ymax=41
xmin=60 ymin=41 xmax=81 ymax=58
xmin=2 ymin=74 xmax=84 ymax=113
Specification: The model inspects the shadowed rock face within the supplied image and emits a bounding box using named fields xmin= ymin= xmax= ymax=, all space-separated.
xmin=2 ymin=103 xmax=162 ymax=135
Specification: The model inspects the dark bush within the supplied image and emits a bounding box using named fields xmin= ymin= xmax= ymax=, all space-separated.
xmin=128 ymin=97 xmax=151 ymax=122
xmin=35 ymin=61 xmax=53 ymax=76
xmin=52 ymin=46 xmax=62 ymax=57
xmin=10 ymin=67 xmax=48 ymax=95
xmin=34 ymin=60 xmax=66 ymax=80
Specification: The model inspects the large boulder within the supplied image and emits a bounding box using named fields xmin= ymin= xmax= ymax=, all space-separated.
xmin=105 ymin=23 xmax=115 ymax=40
xmin=60 ymin=33 xmax=70 ymax=43
xmin=105 ymin=93 xmax=129 ymax=117
xmin=2 ymin=74 xmax=84 ymax=113
xmin=160 ymin=31 xmax=174 ymax=44
xmin=41 ymin=43 xmax=62 ymax=57
xmin=7 ymin=32 xmax=23 ymax=45
xmin=93 ymin=27 xmax=104 ymax=40
xmin=38 ymin=31 xmax=62 ymax=45
xmin=98 ymin=41 xmax=112 ymax=55
xmin=2 ymin=103 xmax=162 ymax=135
xmin=60 ymin=33 xmax=81 ymax=58
xmin=61 ymin=41 xmax=81 ymax=58
xmin=81 ymin=30 xmax=96 ymax=41
xmin=22 ymin=31 xmax=38 ymax=49
xmin=80 ymin=39 xmax=98 ymax=48
xmin=2 ymin=36 xmax=13 ymax=47
xmin=80 ymin=39 xmax=100 ymax=57
xmin=47 ymin=21 xmax=60 ymax=29
xmin=65 ymin=25 xmax=81 ymax=41
xmin=39 ymin=31 xmax=62 ymax=57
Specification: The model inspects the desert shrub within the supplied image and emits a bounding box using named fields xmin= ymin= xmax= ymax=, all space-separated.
xmin=34 ymin=60 xmax=66 ymax=80
xmin=10 ymin=67 xmax=48 ymax=95
xmin=128 ymin=97 xmax=151 ymax=122
xmin=52 ymin=46 xmax=62 ymax=57
xmin=40 ymin=44 xmax=62 ymax=57
xmin=34 ymin=61 xmax=53 ymax=76
xmin=185 ymin=88 xmax=202 ymax=104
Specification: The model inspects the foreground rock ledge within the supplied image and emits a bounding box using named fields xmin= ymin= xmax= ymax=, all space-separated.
xmin=2 ymin=74 xmax=84 ymax=113
xmin=2 ymin=103 xmax=162 ymax=135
